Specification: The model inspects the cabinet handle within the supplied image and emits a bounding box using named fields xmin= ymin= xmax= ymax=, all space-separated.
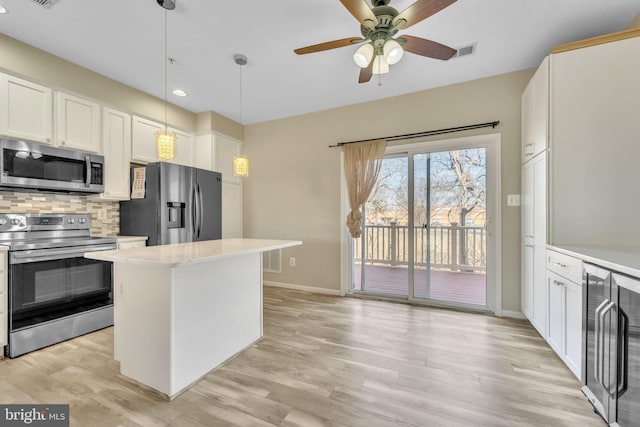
xmin=553 ymin=279 xmax=564 ymax=286
xmin=60 ymin=140 xmax=65 ymax=145
xmin=46 ymin=138 xmax=51 ymax=143
xmin=524 ymin=243 xmax=534 ymax=248
xmin=525 ymin=143 xmax=534 ymax=147
xmin=551 ymin=261 xmax=567 ymax=268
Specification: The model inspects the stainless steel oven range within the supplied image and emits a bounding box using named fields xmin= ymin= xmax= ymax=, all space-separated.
xmin=0 ymin=213 xmax=116 ymax=358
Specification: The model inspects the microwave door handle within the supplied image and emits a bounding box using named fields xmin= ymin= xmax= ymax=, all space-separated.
xmin=85 ymin=156 xmax=91 ymax=187
xmin=618 ymin=308 xmax=629 ymax=397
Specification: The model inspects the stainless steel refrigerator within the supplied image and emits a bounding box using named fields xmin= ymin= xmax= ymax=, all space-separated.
xmin=119 ymin=162 xmax=222 ymax=245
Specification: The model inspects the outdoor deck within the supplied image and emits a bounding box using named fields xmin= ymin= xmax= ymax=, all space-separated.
xmin=353 ymin=264 xmax=486 ymax=306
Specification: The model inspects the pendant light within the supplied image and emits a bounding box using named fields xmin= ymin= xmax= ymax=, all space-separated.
xmin=233 ymin=54 xmax=249 ymax=178
xmin=156 ymin=0 xmax=176 ymax=161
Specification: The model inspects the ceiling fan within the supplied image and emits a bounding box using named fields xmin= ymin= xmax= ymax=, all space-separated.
xmin=294 ymin=0 xmax=458 ymax=83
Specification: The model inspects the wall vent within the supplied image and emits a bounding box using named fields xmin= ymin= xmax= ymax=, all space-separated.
xmin=263 ymin=249 xmax=282 ymax=273
xmin=29 ymin=0 xmax=60 ymax=9
xmin=453 ymin=43 xmax=477 ymax=58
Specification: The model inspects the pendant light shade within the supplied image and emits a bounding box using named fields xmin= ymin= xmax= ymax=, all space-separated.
xmin=383 ymin=39 xmax=404 ymax=65
xmin=157 ymin=131 xmax=176 ymax=160
xmin=233 ymin=155 xmax=249 ymax=177
xmin=353 ymin=43 xmax=374 ymax=68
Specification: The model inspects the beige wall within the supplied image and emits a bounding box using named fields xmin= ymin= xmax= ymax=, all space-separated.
xmin=244 ymin=68 xmax=534 ymax=312
xmin=0 ymin=32 xmax=196 ymax=132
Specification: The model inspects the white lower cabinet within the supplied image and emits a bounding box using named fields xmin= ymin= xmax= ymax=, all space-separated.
xmin=546 ymin=249 xmax=582 ymax=378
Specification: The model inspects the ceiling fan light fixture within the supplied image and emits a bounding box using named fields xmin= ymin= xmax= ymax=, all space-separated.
xmin=384 ymin=39 xmax=404 ymax=65
xmin=353 ymin=43 xmax=374 ymax=68
xmin=372 ymin=55 xmax=389 ymax=75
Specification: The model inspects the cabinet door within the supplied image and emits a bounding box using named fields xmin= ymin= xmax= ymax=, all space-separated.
xmin=532 ymin=153 xmax=547 ymax=332
xmin=169 ymin=127 xmax=194 ymax=167
xmin=521 ymin=161 xmax=534 ymax=240
xmin=522 ymin=244 xmax=534 ymax=320
xmin=214 ymin=133 xmax=242 ymax=184
xmin=0 ymin=73 xmax=53 ymax=144
xmin=101 ymin=108 xmax=132 ymax=200
xmin=546 ymin=270 xmax=565 ymax=354
xmin=564 ymin=279 xmax=582 ymax=377
xmin=56 ymin=92 xmax=101 ymax=153
xmin=532 ymin=57 xmax=549 ymax=157
xmin=521 ymin=80 xmax=535 ymax=163
xmin=131 ymin=116 xmax=162 ymax=164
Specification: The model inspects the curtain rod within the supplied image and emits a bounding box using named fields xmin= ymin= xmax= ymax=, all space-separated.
xmin=328 ymin=121 xmax=500 ymax=148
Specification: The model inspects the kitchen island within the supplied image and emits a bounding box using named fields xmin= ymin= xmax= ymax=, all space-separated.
xmin=85 ymin=238 xmax=302 ymax=400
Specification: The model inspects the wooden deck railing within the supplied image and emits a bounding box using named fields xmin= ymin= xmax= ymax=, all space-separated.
xmin=354 ymin=222 xmax=486 ymax=272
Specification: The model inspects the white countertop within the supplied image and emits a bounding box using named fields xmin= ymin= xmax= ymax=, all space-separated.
xmin=85 ymin=238 xmax=302 ymax=267
xmin=548 ymin=244 xmax=640 ymax=278
xmin=114 ymin=235 xmax=149 ymax=243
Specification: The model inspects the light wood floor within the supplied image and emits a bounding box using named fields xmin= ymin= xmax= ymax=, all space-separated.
xmin=0 ymin=287 xmax=604 ymax=427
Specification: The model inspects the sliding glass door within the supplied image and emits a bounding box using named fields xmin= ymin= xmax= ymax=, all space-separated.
xmin=351 ymin=142 xmax=490 ymax=310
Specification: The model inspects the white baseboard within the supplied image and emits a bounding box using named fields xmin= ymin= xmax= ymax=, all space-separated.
xmin=263 ymin=281 xmax=342 ymax=296
xmin=498 ymin=310 xmax=526 ymax=319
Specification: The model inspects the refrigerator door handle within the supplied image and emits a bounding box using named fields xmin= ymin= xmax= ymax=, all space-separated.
xmin=618 ymin=308 xmax=629 ymax=397
xmin=197 ymin=183 xmax=203 ymax=240
xmin=594 ymin=299 xmax=609 ymax=387
xmin=191 ymin=185 xmax=197 ymax=238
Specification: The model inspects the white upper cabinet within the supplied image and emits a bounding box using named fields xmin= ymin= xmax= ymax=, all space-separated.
xmin=168 ymin=127 xmax=194 ymax=167
xmin=99 ymin=107 xmax=132 ymax=200
xmin=131 ymin=116 xmax=194 ymax=166
xmin=56 ymin=92 xmax=102 ymax=153
xmin=0 ymin=73 xmax=53 ymax=144
xmin=214 ymin=133 xmax=241 ymax=184
xmin=131 ymin=115 xmax=163 ymax=164
xmin=521 ymin=57 xmax=548 ymax=163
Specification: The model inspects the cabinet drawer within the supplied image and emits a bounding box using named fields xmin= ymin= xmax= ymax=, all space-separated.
xmin=546 ymin=249 xmax=582 ymax=283
xmin=117 ymin=241 xmax=146 ymax=250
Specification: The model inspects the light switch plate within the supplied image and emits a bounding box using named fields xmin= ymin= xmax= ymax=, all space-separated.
xmin=507 ymin=194 xmax=521 ymax=207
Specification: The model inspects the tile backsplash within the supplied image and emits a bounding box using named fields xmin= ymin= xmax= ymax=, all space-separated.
xmin=0 ymin=191 xmax=119 ymax=237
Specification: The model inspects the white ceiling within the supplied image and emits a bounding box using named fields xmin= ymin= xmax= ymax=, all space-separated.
xmin=0 ymin=0 xmax=638 ymax=125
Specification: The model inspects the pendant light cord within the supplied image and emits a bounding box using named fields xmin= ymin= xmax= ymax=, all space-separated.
xmin=164 ymin=8 xmax=168 ymax=133
xmin=239 ymin=62 xmax=243 ymax=124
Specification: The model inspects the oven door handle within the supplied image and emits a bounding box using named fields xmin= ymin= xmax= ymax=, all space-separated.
xmin=10 ymin=244 xmax=117 ymax=264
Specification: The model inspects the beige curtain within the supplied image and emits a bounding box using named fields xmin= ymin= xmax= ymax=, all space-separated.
xmin=343 ymin=139 xmax=387 ymax=238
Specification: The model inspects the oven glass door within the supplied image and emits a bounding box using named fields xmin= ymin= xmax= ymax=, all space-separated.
xmin=10 ymin=256 xmax=112 ymax=330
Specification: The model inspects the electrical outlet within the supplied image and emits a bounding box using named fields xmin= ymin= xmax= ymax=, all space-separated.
xmin=507 ymin=194 xmax=521 ymax=207
xmin=289 ymin=257 xmax=296 ymax=267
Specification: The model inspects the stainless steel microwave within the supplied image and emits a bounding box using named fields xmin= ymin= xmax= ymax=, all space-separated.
xmin=0 ymin=138 xmax=104 ymax=194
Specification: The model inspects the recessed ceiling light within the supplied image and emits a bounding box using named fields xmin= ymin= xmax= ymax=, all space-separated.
xmin=172 ymin=89 xmax=187 ymax=97
xmin=0 ymin=5 xmax=8 ymax=14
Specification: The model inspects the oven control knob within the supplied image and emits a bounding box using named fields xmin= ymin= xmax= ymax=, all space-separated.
xmin=0 ymin=219 xmax=6 ymax=225
xmin=79 ymin=218 xmax=86 ymax=224
xmin=67 ymin=218 xmax=75 ymax=224
xmin=10 ymin=218 xmax=20 ymax=225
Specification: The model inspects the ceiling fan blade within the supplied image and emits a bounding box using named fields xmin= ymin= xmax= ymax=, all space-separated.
xmin=294 ymin=37 xmax=365 ymax=55
xmin=399 ymin=35 xmax=456 ymax=60
xmin=358 ymin=56 xmax=374 ymax=83
xmin=392 ymin=0 xmax=457 ymax=30
xmin=340 ymin=0 xmax=379 ymax=26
